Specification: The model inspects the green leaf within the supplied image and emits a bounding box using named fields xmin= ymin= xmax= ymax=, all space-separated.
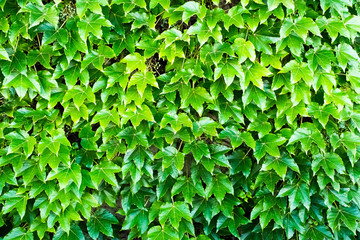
xmin=156 ymin=146 xmax=185 ymax=171
xmin=63 ymin=85 xmax=95 ymax=110
xmin=254 ymin=134 xmax=286 ymax=160
xmin=267 ymin=0 xmax=294 ymax=11
xmin=193 ymin=117 xmax=221 ymax=137
xmin=76 ymin=0 xmax=108 ymax=19
xmin=232 ymin=38 xmax=256 ymax=63
xmin=222 ymin=5 xmax=248 ymax=30
xmin=288 ymin=123 xmax=326 ymax=152
xmin=307 ymin=102 xmax=339 ymax=128
xmin=205 ymin=173 xmax=234 ymax=202
xmin=283 ymin=211 xmax=305 ymax=238
xmin=1 ymin=190 xmax=28 ymax=219
xmin=279 ymin=60 xmax=313 ymax=85
xmin=181 ymin=86 xmax=212 ymax=115
xmin=261 ymin=153 xmax=300 ymax=179
xmin=183 ymin=141 xmax=210 ymax=162
xmin=77 ymin=13 xmax=112 ymax=41
xmin=278 ymin=182 xmax=311 ymax=211
xmin=219 ymin=126 xmax=255 ymax=149
xmin=3 ymin=72 xmax=41 ymax=99
xmin=118 ymin=126 xmax=148 ymax=149
xmin=175 ymin=1 xmax=206 ymax=23
xmin=242 ymin=62 xmax=272 ymax=90
xmin=306 ymin=46 xmax=335 ymax=72
xmin=214 ymin=58 xmax=244 ymax=87
xmin=280 ymin=17 xmax=321 ymax=41
xmin=129 ymin=70 xmax=159 ymax=97
xmin=122 ymin=208 xmax=149 ymax=234
xmin=53 ymin=224 xmax=85 ymax=240
xmin=147 ymin=226 xmax=179 ymax=240
xmin=5 ymin=130 xmax=36 ymax=157
xmin=187 ymin=21 xmax=222 ymax=46
xmin=159 ymin=202 xmax=192 ymax=229
xmin=0 ymin=46 xmax=10 ymax=61
xmin=335 ymin=42 xmax=359 ymax=71
xmin=4 ymin=227 xmax=33 ymax=240
xmin=90 ymin=160 xmax=121 ymax=187
xmin=87 ymin=209 xmax=119 ymax=239
xmin=327 ymin=205 xmax=360 ymax=233
xmin=312 ymin=153 xmax=345 ymax=181
xmin=172 ymin=177 xmax=205 ymax=203
xmin=47 ymin=163 xmax=82 ymax=189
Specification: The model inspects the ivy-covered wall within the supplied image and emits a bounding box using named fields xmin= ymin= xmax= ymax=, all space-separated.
xmin=1 ymin=0 xmax=360 ymax=239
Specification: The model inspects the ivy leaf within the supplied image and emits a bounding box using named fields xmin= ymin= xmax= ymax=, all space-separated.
xmin=117 ymin=127 xmax=148 ymax=149
xmin=129 ymin=70 xmax=159 ymax=97
xmin=91 ymin=108 xmax=120 ymax=130
xmin=283 ymin=211 xmax=305 ymax=239
xmin=112 ymin=0 xmax=146 ymax=13
xmin=193 ymin=117 xmax=221 ymax=137
xmin=77 ymin=13 xmax=112 ymax=41
xmin=5 ymin=130 xmax=36 ymax=157
xmin=27 ymin=45 xmax=53 ymax=69
xmin=3 ymin=72 xmax=41 ymax=99
xmin=121 ymin=52 xmax=147 ymax=72
xmin=254 ymin=134 xmax=286 ymax=160
xmin=181 ymin=86 xmax=212 ymax=115
xmin=267 ymin=0 xmax=294 ymax=11
xmin=303 ymin=225 xmax=333 ymax=239
xmin=277 ymin=182 xmax=311 ymax=211
xmin=90 ymin=160 xmax=121 ymax=187
xmin=219 ymin=126 xmax=255 ymax=149
xmin=156 ymin=146 xmax=185 ymax=171
xmin=147 ymin=226 xmax=179 ymax=240
xmin=76 ymin=0 xmax=108 ymax=19
xmin=187 ymin=21 xmax=222 ymax=46
xmin=279 ymin=60 xmax=313 ymax=85
xmin=183 ymin=141 xmax=210 ymax=162
xmin=312 ymin=153 xmax=345 ymax=181
xmin=306 ymin=47 xmax=335 ymax=72
xmin=22 ymin=3 xmax=58 ymax=28
xmin=288 ymin=123 xmax=326 ymax=152
xmin=81 ymin=45 xmax=115 ymax=70
xmin=53 ymin=224 xmax=85 ymax=240
xmin=0 ymin=46 xmax=10 ymax=61
xmin=313 ymin=71 xmax=336 ymax=95
xmin=280 ymin=17 xmax=321 ymax=41
xmin=316 ymin=16 xmax=349 ymax=42
xmin=222 ymin=5 xmax=248 ymax=30
xmin=150 ymin=0 xmax=170 ymax=10
xmin=242 ymin=62 xmax=272 ymax=90
xmin=175 ymin=1 xmax=206 ymax=23
xmin=1 ymin=190 xmax=28 ymax=219
xmin=87 ymin=209 xmax=119 ymax=239
xmin=63 ymin=85 xmax=95 ymax=110
xmin=172 ymin=177 xmax=205 ymax=203
xmin=122 ymin=209 xmax=149 ymax=234
xmin=46 ymin=163 xmax=82 ymax=189
xmin=3 ymin=227 xmax=33 ymax=240
xmin=214 ymin=58 xmax=243 ymax=87
xmin=159 ymin=202 xmax=192 ymax=230
xmin=327 ymin=205 xmax=360 ymax=233
xmin=160 ymin=112 xmax=192 ymax=132
xmin=335 ymin=43 xmax=359 ymax=71
xmin=205 ymin=173 xmax=234 ymax=202
xmin=261 ymin=153 xmax=300 ymax=179
xmin=232 ymin=38 xmax=256 ymax=63
xmin=307 ymin=102 xmax=339 ymax=128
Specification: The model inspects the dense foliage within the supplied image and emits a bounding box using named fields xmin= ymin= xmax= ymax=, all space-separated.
xmin=1 ymin=0 xmax=360 ymax=239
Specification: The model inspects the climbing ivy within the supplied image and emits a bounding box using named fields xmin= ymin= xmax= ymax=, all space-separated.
xmin=1 ymin=0 xmax=360 ymax=239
